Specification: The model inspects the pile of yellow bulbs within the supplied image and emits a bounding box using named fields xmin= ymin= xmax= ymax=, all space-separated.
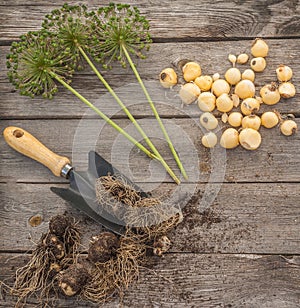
xmin=159 ymin=38 xmax=297 ymax=151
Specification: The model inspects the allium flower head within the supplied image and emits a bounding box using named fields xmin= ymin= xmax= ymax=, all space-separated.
xmin=42 ymin=3 xmax=92 ymax=69
xmin=6 ymin=31 xmax=74 ymax=98
xmin=89 ymin=3 xmax=152 ymax=68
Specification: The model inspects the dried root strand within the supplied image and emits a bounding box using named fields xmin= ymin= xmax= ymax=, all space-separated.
xmin=95 ymin=174 xmax=182 ymax=230
xmin=81 ymin=228 xmax=146 ymax=304
xmin=2 ymin=214 xmax=82 ymax=306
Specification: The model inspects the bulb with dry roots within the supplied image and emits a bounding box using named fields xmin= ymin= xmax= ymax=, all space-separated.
xmin=88 ymin=232 xmax=120 ymax=263
xmin=59 ymin=263 xmax=91 ymax=296
xmin=49 ymin=214 xmax=73 ymax=238
xmin=153 ymin=235 xmax=172 ymax=256
xmin=42 ymin=233 xmax=65 ymax=260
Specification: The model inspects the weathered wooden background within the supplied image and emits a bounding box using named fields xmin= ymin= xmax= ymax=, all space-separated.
xmin=0 ymin=0 xmax=300 ymax=307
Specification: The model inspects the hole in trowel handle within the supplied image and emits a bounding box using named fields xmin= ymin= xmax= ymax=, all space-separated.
xmin=13 ymin=129 xmax=24 ymax=138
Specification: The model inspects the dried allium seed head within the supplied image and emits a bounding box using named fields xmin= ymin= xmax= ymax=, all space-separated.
xmin=7 ymin=31 xmax=74 ymax=98
xmin=42 ymin=3 xmax=91 ymax=68
xmin=88 ymin=3 xmax=152 ymax=68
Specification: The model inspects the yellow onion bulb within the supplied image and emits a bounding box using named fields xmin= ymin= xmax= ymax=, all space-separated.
xmin=159 ymin=68 xmax=178 ymax=88
xmin=197 ymin=92 xmax=216 ymax=112
xmin=280 ymin=120 xmax=297 ymax=136
xmin=182 ymin=62 xmax=202 ymax=82
xmin=260 ymin=83 xmax=281 ymax=105
xmin=239 ymin=128 xmax=262 ymax=150
xmin=278 ymin=82 xmax=296 ymax=98
xmin=179 ymin=83 xmax=200 ymax=105
xmin=201 ymin=132 xmax=218 ymax=148
xmin=216 ymin=93 xmax=234 ymax=113
xmin=234 ymin=80 xmax=256 ymax=99
xmin=240 ymin=98 xmax=260 ymax=115
xmin=242 ymin=115 xmax=261 ymax=130
xmin=261 ymin=111 xmax=279 ymax=128
xmin=211 ymin=79 xmax=231 ymax=97
xmin=194 ymin=75 xmax=213 ymax=91
xmin=220 ymin=128 xmax=239 ymax=149
xmin=228 ymin=112 xmax=243 ymax=127
xmin=251 ymin=38 xmax=269 ymax=57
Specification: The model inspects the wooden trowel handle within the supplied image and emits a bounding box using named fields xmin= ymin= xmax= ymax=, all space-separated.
xmin=3 ymin=126 xmax=71 ymax=178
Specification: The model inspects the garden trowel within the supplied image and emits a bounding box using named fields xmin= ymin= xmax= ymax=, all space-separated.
xmin=3 ymin=126 xmax=148 ymax=235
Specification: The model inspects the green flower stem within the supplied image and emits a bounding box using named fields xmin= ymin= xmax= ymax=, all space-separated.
xmin=48 ymin=70 xmax=158 ymax=161
xmin=121 ymin=44 xmax=188 ymax=180
xmin=77 ymin=45 xmax=180 ymax=184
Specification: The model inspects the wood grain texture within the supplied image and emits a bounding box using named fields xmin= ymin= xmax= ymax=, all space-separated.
xmin=0 ymin=0 xmax=300 ymax=40
xmin=1 ymin=119 xmax=299 ymax=183
xmin=1 ymin=1 xmax=300 ymax=307
xmin=0 ymin=183 xmax=299 ymax=254
xmin=1 ymin=252 xmax=300 ymax=307
xmin=1 ymin=39 xmax=300 ymax=119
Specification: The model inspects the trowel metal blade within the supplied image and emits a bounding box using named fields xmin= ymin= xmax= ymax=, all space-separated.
xmin=50 ymin=186 xmax=125 ymax=235
xmin=88 ymin=151 xmax=148 ymax=198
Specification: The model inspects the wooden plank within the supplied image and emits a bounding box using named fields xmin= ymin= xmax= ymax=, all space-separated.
xmin=1 ymin=118 xmax=300 ymax=183
xmin=1 ymin=252 xmax=300 ymax=307
xmin=1 ymin=39 xmax=300 ymax=119
xmin=1 ymin=1 xmax=300 ymax=40
xmin=0 ymin=183 xmax=299 ymax=254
